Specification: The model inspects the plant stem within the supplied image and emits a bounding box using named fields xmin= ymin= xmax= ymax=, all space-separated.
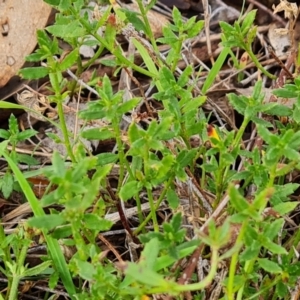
xmin=236 ymin=259 xmax=255 ymax=300
xmin=123 ymin=157 xmax=144 ymax=225
xmin=246 ymin=276 xmax=281 ymax=299
xmin=147 ymin=187 xmax=159 ymax=232
xmin=135 ymin=0 xmax=160 ymax=55
xmin=113 ymin=118 xmax=126 ymax=193
xmin=215 ymin=151 xmax=226 ymax=204
xmin=147 ymin=248 xmax=219 ymax=294
xmin=221 ymin=117 xmax=250 ymax=199
xmin=171 ymin=36 xmax=184 ymax=73
xmin=83 ymin=44 xmax=105 ymax=69
xmin=8 ymin=274 xmax=20 ymax=300
xmin=133 ymin=176 xmax=174 ymax=235
xmin=227 ymin=220 xmax=248 ymax=300
xmin=8 ymin=242 xmax=29 ymax=300
xmin=177 ymin=248 xmax=219 ymax=291
xmin=56 ymin=100 xmax=76 ymax=162
xmin=48 ymin=62 xmax=76 ymax=162
xmin=246 ymin=46 xmax=276 ymax=79
xmin=18 ymin=243 xmax=29 ymax=271
xmin=0 ymin=224 xmax=12 ymax=267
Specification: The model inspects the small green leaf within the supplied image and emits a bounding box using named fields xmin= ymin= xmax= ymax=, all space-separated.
xmin=0 ymin=129 xmax=9 ymax=139
xmin=170 ymin=213 xmax=183 ymax=232
xmin=79 ymin=108 xmax=106 ymax=121
xmin=288 ymin=131 xmax=300 ymax=149
xmin=263 ymin=104 xmax=291 ymax=116
xmin=125 ymin=263 xmax=165 ymax=287
xmin=187 ymin=20 xmax=204 ymax=38
xmin=132 ymin=38 xmax=158 ymax=76
xmin=8 ymin=114 xmax=18 ymax=134
xmin=219 ymin=21 xmax=234 ymax=35
xmin=273 ymin=88 xmax=298 ymax=98
xmin=28 ymin=214 xmax=65 ymax=231
xmin=177 ymin=65 xmax=193 ymax=87
xmin=47 ymin=21 xmax=86 ymax=38
xmin=264 ymin=218 xmax=284 ymax=240
xmin=228 ymin=184 xmax=250 ymax=212
xmin=59 ymin=49 xmax=79 ymax=71
xmin=182 ymin=96 xmax=206 ymax=113
xmin=276 ymin=281 xmax=288 ymax=298
xmin=81 ymin=127 xmax=115 ymax=140
xmin=128 ymin=122 xmax=143 ymax=143
xmin=52 ymin=151 xmax=66 ymax=177
xmin=16 ymin=154 xmax=38 ymax=166
xmin=284 ymin=147 xmax=300 ymax=160
xmin=172 ymin=7 xmax=182 ymax=28
xmin=83 ymin=214 xmax=113 ymax=231
xmin=19 ymin=67 xmax=49 ymax=80
xmin=76 ymin=260 xmax=96 ymax=281
xmin=48 ymin=271 xmax=59 ymax=290
xmin=2 ymin=172 xmax=14 ymax=199
xmin=22 ymin=261 xmax=52 ymax=277
xmin=227 ymin=93 xmax=247 ymax=115
xmin=176 ymin=149 xmax=197 ymax=168
xmin=102 ymin=75 xmax=113 ymax=99
xmin=273 ymin=201 xmax=299 ymax=215
xmin=261 ymin=238 xmax=287 ymax=255
xmin=240 ymin=241 xmax=261 ymax=261
xmin=257 ymin=258 xmax=282 ymax=274
xmin=99 ymin=59 xmax=117 ymax=67
xmin=119 ymin=180 xmax=142 ymax=201
xmin=140 ymin=238 xmax=160 ymax=270
xmin=117 ymin=98 xmax=141 ymax=114
xmin=58 ymin=0 xmax=71 ymax=11
xmin=241 ymin=10 xmax=257 ymax=34
xmin=36 ymin=29 xmax=53 ymax=50
xmin=17 ymin=129 xmax=37 ymax=141
xmin=96 ymin=153 xmax=118 ymax=165
xmin=51 ymin=225 xmax=72 ymax=239
xmin=293 ymin=106 xmax=300 ymax=123
xmin=166 ymin=189 xmax=179 ymax=209
xmin=121 ymin=9 xmax=147 ymax=33
xmin=257 ymin=125 xmax=274 ymax=144
xmin=158 ymin=27 xmax=178 ymax=44
xmin=155 ymin=240 xmax=199 ymax=271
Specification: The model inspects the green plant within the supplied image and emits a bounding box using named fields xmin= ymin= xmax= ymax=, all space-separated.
xmin=273 ymin=76 xmax=300 ymax=123
xmin=220 ymin=10 xmax=276 ymax=79
xmin=0 ymin=141 xmax=76 ymax=298
xmin=0 ymin=0 xmax=299 ymax=299
xmin=0 ymin=222 xmax=53 ymax=300
xmin=0 ymin=114 xmax=38 ymax=198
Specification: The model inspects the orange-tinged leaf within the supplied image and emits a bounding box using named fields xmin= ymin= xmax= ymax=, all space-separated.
xmin=207 ymin=124 xmax=220 ymax=147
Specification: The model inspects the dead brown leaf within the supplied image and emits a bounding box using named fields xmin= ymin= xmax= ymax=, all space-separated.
xmin=0 ymin=0 xmax=52 ymax=87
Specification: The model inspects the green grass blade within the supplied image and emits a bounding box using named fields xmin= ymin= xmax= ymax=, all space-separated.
xmin=0 ymin=100 xmax=59 ymax=128
xmin=131 ymin=38 xmax=163 ymax=92
xmin=0 ymin=141 xmax=76 ymax=298
xmin=201 ymin=47 xmax=230 ymax=94
xmin=131 ymin=38 xmax=159 ymax=76
xmin=0 ymin=101 xmax=26 ymax=110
